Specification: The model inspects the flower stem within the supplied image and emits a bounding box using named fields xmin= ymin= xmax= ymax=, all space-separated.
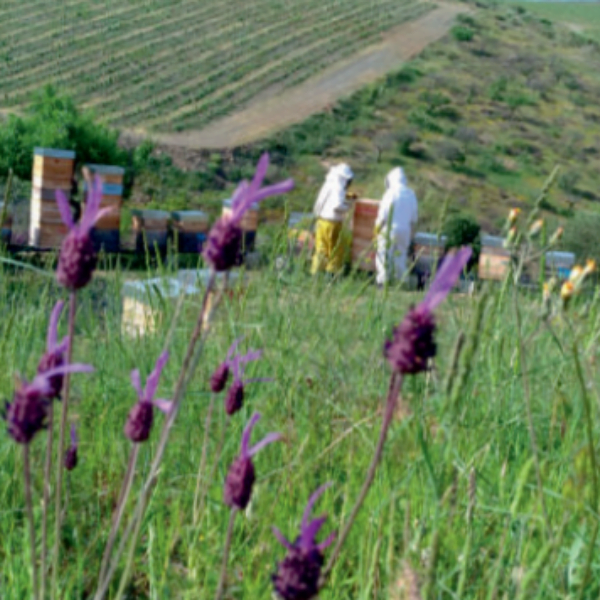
xmin=214 ymin=508 xmax=238 ymax=600
xmin=94 ymin=273 xmax=218 ymax=600
xmin=40 ymin=402 xmax=53 ymax=599
xmin=97 ymin=444 xmax=141 ymax=586
xmin=320 ymin=372 xmax=402 ymax=586
xmin=193 ymin=393 xmax=216 ymax=526
xmin=24 ymin=444 xmax=40 ymax=600
xmin=51 ymin=291 xmax=77 ymax=599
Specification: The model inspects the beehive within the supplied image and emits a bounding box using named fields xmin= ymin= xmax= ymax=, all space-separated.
xmin=545 ymin=251 xmax=575 ymax=279
xmin=85 ymin=165 xmax=124 ymax=253
xmin=171 ymin=210 xmax=209 ymax=253
xmin=222 ymin=198 xmax=258 ymax=255
xmin=121 ymin=276 xmax=199 ymax=337
xmin=478 ymin=236 xmax=511 ymax=281
xmin=131 ymin=209 xmax=170 ymax=254
xmin=351 ymin=199 xmax=379 ymax=271
xmin=29 ymin=148 xmax=75 ymax=248
xmin=413 ymin=232 xmax=447 ymax=274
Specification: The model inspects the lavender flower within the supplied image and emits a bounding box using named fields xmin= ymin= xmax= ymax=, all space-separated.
xmin=55 ymin=175 xmax=114 ymax=290
xmin=384 ymin=247 xmax=472 ymax=375
xmin=37 ymin=301 xmax=69 ymax=399
xmin=203 ymin=154 xmax=294 ymax=271
xmin=4 ymin=364 xmax=94 ymax=445
xmin=65 ymin=424 xmax=78 ymax=471
xmin=124 ymin=351 xmax=172 ymax=443
xmin=224 ymin=412 xmax=280 ymax=510
xmin=272 ymin=483 xmax=335 ymax=600
xmin=210 ymin=338 xmax=270 ymax=414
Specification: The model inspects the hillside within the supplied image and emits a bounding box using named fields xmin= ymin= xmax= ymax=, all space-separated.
xmin=0 ymin=0 xmax=434 ymax=132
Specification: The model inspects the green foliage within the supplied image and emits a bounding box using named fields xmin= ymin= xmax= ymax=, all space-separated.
xmin=0 ymin=85 xmax=127 ymax=180
xmin=451 ymin=25 xmax=475 ymax=42
xmin=561 ymin=211 xmax=600 ymax=264
xmin=442 ymin=214 xmax=481 ymax=266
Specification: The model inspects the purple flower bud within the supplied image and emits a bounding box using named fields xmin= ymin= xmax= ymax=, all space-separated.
xmin=203 ymin=154 xmax=294 ymax=272
xmin=225 ymin=381 xmax=244 ymax=415
xmin=5 ymin=383 xmax=50 ymax=444
xmin=210 ymin=362 xmax=230 ymax=393
xmin=203 ymin=218 xmax=243 ymax=272
xmin=384 ymin=306 xmax=436 ymax=375
xmin=4 ymin=364 xmax=94 ymax=445
xmin=272 ymin=483 xmax=335 ymax=600
xmin=124 ymin=400 xmax=154 ymax=443
xmin=125 ymin=352 xmax=172 ymax=444
xmin=55 ymin=175 xmax=115 ymax=291
xmin=64 ymin=424 xmax=78 ymax=471
xmin=384 ymin=247 xmax=472 ymax=375
xmin=224 ymin=412 xmax=281 ymax=510
xmin=56 ymin=233 xmax=98 ymax=291
xmin=224 ymin=454 xmax=255 ymax=510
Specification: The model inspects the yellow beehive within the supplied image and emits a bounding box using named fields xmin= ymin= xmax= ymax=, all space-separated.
xmin=351 ymin=199 xmax=379 ymax=271
xmin=29 ymin=148 xmax=75 ymax=249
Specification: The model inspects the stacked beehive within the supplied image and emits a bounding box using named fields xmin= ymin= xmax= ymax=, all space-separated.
xmin=351 ymin=199 xmax=379 ymax=271
xmin=171 ymin=210 xmax=209 ymax=253
xmin=478 ymin=235 xmax=511 ymax=281
xmin=131 ymin=209 xmax=171 ymax=254
xmin=86 ymin=164 xmax=124 ymax=253
xmin=29 ymin=148 xmax=75 ymax=248
xmin=222 ymin=198 xmax=259 ymax=256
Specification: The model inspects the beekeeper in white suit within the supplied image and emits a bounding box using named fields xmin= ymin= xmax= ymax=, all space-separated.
xmin=311 ymin=163 xmax=355 ymax=275
xmin=374 ymin=167 xmax=418 ymax=286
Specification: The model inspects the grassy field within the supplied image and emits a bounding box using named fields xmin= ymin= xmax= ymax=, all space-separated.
xmin=2 ymin=234 xmax=600 ymax=598
xmin=0 ymin=0 xmax=433 ymax=132
xmin=508 ymin=2 xmax=600 ymax=41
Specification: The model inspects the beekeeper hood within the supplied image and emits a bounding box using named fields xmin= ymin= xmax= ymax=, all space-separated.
xmin=313 ymin=163 xmax=355 ymax=221
xmin=385 ymin=166 xmax=408 ymax=191
xmin=376 ymin=166 xmax=418 ymax=234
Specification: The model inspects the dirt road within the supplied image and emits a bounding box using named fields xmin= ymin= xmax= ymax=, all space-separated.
xmin=143 ymin=3 xmax=468 ymax=151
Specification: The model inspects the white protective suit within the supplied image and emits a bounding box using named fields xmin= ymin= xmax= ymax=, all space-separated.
xmin=313 ymin=163 xmax=354 ymax=222
xmin=375 ymin=167 xmax=418 ymax=285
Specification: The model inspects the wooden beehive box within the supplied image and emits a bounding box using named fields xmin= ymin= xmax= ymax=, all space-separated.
xmin=478 ymin=236 xmax=511 ymax=281
xmin=131 ymin=209 xmax=170 ymax=253
xmin=351 ymin=199 xmax=379 ymax=272
xmin=29 ymin=148 xmax=75 ymax=249
xmin=545 ymin=251 xmax=575 ymax=280
xmin=32 ymin=147 xmax=75 ymax=189
xmin=171 ymin=210 xmax=209 ymax=253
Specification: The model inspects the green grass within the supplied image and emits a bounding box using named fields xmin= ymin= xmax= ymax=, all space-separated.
xmin=508 ymin=2 xmax=600 ymax=41
xmin=0 ymin=0 xmax=433 ymax=132
xmin=2 ymin=232 xmax=600 ymax=598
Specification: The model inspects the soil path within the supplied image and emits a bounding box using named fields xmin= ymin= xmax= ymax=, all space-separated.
xmin=127 ymin=2 xmax=469 ymax=151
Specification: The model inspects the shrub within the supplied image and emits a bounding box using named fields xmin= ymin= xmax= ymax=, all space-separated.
xmin=561 ymin=211 xmax=600 ymax=264
xmin=451 ymin=25 xmax=475 ymax=42
xmin=0 ymin=85 xmax=127 ymax=180
xmin=442 ymin=215 xmax=481 ymax=268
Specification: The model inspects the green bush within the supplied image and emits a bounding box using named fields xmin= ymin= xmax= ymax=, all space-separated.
xmin=442 ymin=215 xmax=481 ymax=268
xmin=561 ymin=211 xmax=600 ymax=264
xmin=451 ymin=25 xmax=475 ymax=42
xmin=0 ymin=85 xmax=128 ymax=180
